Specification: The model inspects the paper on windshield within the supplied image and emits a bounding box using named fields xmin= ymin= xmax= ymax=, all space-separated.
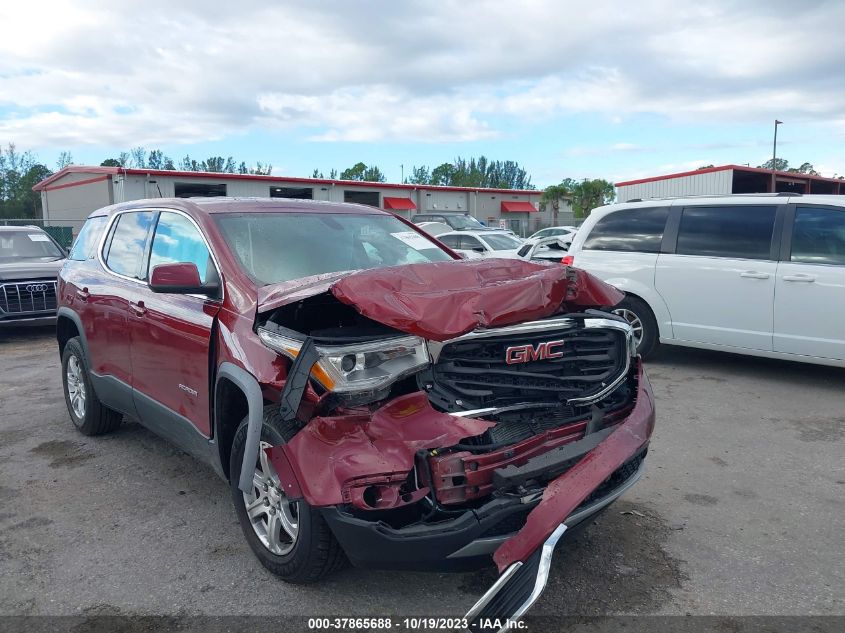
xmin=391 ymin=231 xmax=433 ymax=250
xmin=27 ymin=234 xmax=51 ymax=242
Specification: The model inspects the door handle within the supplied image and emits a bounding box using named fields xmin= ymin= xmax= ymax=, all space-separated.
xmin=129 ymin=300 xmax=147 ymax=316
xmin=740 ymin=271 xmax=770 ymax=279
xmin=76 ymin=287 xmax=90 ymax=301
xmin=783 ymin=274 xmax=816 ymax=283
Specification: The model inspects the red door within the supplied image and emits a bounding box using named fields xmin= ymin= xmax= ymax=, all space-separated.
xmin=74 ymin=211 xmax=158 ymax=415
xmin=128 ymin=211 xmax=222 ymax=437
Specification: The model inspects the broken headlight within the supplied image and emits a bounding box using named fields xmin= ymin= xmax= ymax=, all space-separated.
xmin=258 ymin=328 xmax=430 ymax=394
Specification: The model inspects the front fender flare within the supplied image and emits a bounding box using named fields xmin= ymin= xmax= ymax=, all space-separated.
xmin=215 ymin=362 xmax=265 ymax=494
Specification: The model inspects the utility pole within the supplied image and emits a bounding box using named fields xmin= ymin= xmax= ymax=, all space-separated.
xmin=771 ymin=119 xmax=782 ymax=193
xmin=400 ymin=164 xmax=404 ymax=183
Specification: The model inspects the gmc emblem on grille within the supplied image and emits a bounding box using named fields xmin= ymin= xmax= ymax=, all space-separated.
xmin=24 ymin=284 xmax=49 ymax=293
xmin=505 ymin=340 xmax=565 ymax=364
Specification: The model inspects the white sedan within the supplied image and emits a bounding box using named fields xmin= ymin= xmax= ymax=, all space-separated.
xmin=437 ymin=230 xmax=524 ymax=259
xmin=524 ymin=226 xmax=577 ymax=248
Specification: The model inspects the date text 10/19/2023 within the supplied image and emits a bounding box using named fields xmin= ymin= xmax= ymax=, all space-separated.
xmin=307 ymin=617 xmax=528 ymax=630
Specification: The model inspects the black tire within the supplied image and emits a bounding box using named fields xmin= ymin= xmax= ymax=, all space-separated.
xmin=613 ymin=295 xmax=659 ymax=358
xmin=61 ymin=336 xmax=122 ymax=436
xmin=230 ymin=406 xmax=346 ymax=583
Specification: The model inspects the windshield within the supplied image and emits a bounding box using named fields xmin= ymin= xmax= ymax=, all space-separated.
xmin=481 ymin=233 xmax=522 ymax=251
xmin=0 ymin=230 xmax=64 ymax=262
xmin=447 ymin=215 xmax=485 ymax=230
xmin=216 ymin=212 xmax=454 ymax=285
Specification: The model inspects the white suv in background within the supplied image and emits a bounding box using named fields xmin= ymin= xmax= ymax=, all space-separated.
xmin=565 ymin=195 xmax=845 ymax=366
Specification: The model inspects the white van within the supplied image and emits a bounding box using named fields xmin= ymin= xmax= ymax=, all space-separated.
xmin=565 ymin=194 xmax=845 ymax=366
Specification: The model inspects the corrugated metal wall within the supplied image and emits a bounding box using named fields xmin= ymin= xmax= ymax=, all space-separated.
xmin=615 ymin=170 xmax=733 ymax=202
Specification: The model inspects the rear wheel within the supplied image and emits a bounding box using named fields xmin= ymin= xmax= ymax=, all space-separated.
xmin=612 ymin=296 xmax=658 ymax=358
xmin=230 ymin=407 xmax=346 ymax=583
xmin=61 ymin=337 xmax=122 ymax=436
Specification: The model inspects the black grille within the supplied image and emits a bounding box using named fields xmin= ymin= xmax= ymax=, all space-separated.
xmin=431 ymin=325 xmax=626 ymax=410
xmin=0 ymin=280 xmax=58 ymax=315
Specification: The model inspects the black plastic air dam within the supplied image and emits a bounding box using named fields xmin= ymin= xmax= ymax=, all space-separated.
xmin=465 ymin=524 xmax=567 ymax=632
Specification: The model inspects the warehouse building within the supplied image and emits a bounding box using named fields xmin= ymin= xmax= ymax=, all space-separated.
xmin=33 ymin=166 xmax=547 ymax=237
xmin=615 ymin=164 xmax=845 ymax=202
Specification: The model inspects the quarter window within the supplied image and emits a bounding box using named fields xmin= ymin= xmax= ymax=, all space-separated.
xmin=582 ymin=207 xmax=669 ymax=253
xmin=148 ymin=212 xmax=214 ymax=284
xmin=104 ymin=212 xmax=157 ymax=278
xmin=68 ymin=216 xmax=107 ymax=261
xmin=791 ymin=206 xmax=845 ymax=265
xmin=676 ymin=206 xmax=776 ymax=260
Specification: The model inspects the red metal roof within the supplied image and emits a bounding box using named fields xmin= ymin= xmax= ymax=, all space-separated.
xmin=33 ymin=165 xmax=541 ymax=195
xmin=616 ymin=164 xmax=844 ymax=187
xmin=500 ymin=201 xmax=537 ymax=213
xmin=382 ymin=196 xmax=417 ymax=210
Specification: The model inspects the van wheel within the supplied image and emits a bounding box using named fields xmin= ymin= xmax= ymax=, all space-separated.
xmin=613 ymin=296 xmax=658 ymax=358
xmin=230 ymin=407 xmax=346 ymax=583
xmin=61 ymin=337 xmax=122 ymax=436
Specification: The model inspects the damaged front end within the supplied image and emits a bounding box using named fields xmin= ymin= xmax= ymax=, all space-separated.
xmin=248 ymin=259 xmax=655 ymax=628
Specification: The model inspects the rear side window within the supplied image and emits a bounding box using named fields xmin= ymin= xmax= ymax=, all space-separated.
xmin=582 ymin=207 xmax=669 ymax=253
xmin=791 ymin=206 xmax=845 ymax=265
xmin=68 ymin=217 xmax=107 ymax=261
xmin=677 ymin=206 xmax=776 ymax=260
xmin=104 ymin=211 xmax=157 ymax=279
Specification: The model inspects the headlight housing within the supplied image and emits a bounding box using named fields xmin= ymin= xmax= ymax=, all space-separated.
xmin=258 ymin=328 xmax=430 ymax=395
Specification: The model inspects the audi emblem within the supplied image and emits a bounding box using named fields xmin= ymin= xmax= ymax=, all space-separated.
xmin=24 ymin=284 xmax=49 ymax=293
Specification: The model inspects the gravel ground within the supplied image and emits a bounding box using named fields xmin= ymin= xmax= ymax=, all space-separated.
xmin=0 ymin=327 xmax=843 ymax=621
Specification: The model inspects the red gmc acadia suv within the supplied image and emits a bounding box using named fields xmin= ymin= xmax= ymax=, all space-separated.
xmin=57 ymin=198 xmax=655 ymax=626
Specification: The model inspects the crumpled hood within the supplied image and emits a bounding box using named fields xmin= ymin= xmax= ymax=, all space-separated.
xmin=330 ymin=259 xmax=623 ymax=341
xmin=0 ymin=259 xmax=65 ymax=282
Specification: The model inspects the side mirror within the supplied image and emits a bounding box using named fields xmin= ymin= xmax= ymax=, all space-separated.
xmin=472 ymin=246 xmax=486 ymax=253
xmin=149 ymin=262 xmax=218 ymax=296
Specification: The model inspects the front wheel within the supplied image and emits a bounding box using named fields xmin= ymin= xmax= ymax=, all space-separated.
xmin=61 ymin=337 xmax=122 ymax=436
xmin=229 ymin=408 xmax=346 ymax=583
xmin=612 ymin=296 xmax=658 ymax=358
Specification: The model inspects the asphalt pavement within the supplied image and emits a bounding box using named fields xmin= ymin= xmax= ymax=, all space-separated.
xmin=0 ymin=327 xmax=842 ymax=622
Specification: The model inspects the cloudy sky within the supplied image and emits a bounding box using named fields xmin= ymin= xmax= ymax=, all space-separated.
xmin=1 ymin=0 xmax=844 ymax=186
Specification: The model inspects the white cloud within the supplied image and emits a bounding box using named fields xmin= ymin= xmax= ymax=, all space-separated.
xmin=0 ymin=0 xmax=843 ymax=148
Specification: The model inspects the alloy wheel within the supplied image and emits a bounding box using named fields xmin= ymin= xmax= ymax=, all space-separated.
xmin=66 ymin=355 xmax=87 ymax=419
xmin=242 ymin=441 xmax=300 ymax=555
xmin=613 ymin=308 xmax=644 ymax=348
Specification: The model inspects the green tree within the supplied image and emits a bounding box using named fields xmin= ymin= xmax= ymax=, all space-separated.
xmin=340 ymin=162 xmax=367 ymax=180
xmin=407 ymin=165 xmax=431 ymax=184
xmin=339 ymin=162 xmax=385 ymax=182
xmin=56 ymin=151 xmax=73 ymax=170
xmin=790 ymin=162 xmax=819 ymax=176
xmin=430 ymin=163 xmax=455 ymax=186
xmin=758 ymin=158 xmax=789 ymax=171
xmin=569 ymin=179 xmax=615 ymax=218
xmin=100 ymin=158 xmax=121 ymax=167
xmin=541 ymin=182 xmax=574 ymax=214
xmin=0 ymin=144 xmax=52 ymax=218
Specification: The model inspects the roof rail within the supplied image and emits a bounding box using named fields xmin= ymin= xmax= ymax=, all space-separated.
xmin=620 ymin=192 xmax=802 ymax=203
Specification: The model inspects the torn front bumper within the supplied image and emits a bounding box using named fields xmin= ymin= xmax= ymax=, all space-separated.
xmin=464 ymin=363 xmax=655 ymax=630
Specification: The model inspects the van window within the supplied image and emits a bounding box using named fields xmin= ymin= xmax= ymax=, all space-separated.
xmin=791 ymin=206 xmax=845 ymax=265
xmin=582 ymin=207 xmax=668 ymax=253
xmin=676 ymin=206 xmax=776 ymax=260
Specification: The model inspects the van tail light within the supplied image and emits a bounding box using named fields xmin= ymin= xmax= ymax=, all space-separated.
xmin=561 ymin=255 xmax=574 ymax=266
